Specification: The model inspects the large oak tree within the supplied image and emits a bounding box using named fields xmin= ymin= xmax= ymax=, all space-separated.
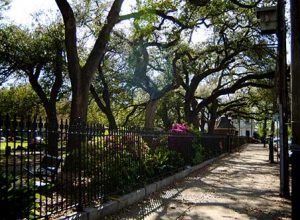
xmin=55 ymin=0 xmax=124 ymax=127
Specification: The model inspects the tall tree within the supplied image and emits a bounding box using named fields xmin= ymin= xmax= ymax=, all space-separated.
xmin=0 ymin=24 xmax=66 ymax=155
xmin=90 ymin=66 xmax=118 ymax=129
xmin=176 ymin=6 xmax=276 ymax=128
xmin=55 ymin=0 xmax=124 ymax=128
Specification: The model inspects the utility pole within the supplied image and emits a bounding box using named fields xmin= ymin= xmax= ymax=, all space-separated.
xmin=290 ymin=0 xmax=300 ymax=218
xmin=277 ymin=0 xmax=289 ymax=197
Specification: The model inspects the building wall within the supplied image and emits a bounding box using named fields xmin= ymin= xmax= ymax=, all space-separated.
xmin=232 ymin=119 xmax=255 ymax=137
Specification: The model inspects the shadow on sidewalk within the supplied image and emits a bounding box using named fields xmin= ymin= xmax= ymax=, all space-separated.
xmin=105 ymin=144 xmax=291 ymax=220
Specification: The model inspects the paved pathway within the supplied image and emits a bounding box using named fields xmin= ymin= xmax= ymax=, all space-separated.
xmin=105 ymin=144 xmax=291 ymax=220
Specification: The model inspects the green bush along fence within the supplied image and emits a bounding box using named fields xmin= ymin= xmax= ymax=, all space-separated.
xmin=0 ymin=116 xmax=248 ymax=219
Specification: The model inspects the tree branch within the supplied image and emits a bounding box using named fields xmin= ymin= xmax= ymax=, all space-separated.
xmin=196 ymin=71 xmax=274 ymax=112
xmin=55 ymin=0 xmax=81 ymax=84
xmin=82 ymin=0 xmax=124 ymax=83
xmin=229 ymin=0 xmax=262 ymax=9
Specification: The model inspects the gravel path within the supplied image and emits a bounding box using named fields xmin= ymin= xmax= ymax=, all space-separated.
xmin=105 ymin=144 xmax=291 ymax=220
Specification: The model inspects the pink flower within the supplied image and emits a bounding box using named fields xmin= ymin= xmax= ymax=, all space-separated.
xmin=170 ymin=123 xmax=188 ymax=132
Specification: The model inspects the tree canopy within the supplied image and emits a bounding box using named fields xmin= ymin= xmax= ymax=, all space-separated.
xmin=0 ymin=0 xmax=277 ymax=133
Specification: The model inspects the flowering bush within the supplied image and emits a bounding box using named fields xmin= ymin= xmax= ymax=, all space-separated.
xmin=170 ymin=123 xmax=189 ymax=133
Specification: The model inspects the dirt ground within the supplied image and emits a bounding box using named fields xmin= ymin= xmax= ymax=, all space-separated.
xmin=104 ymin=144 xmax=291 ymax=220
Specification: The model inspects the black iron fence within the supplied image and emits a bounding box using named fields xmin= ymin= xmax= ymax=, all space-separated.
xmin=0 ymin=116 xmax=248 ymax=219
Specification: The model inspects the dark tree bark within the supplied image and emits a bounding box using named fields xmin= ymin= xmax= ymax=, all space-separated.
xmin=27 ymin=41 xmax=64 ymax=156
xmin=144 ymin=100 xmax=159 ymax=129
xmin=183 ymin=71 xmax=274 ymax=130
xmin=176 ymin=104 xmax=183 ymax=124
xmin=158 ymin=101 xmax=173 ymax=130
xmin=200 ymin=109 xmax=206 ymax=132
xmin=0 ymin=26 xmax=64 ymax=156
xmin=207 ymin=100 xmax=218 ymax=134
xmin=181 ymin=49 xmax=240 ymax=128
xmin=55 ymin=0 xmax=124 ymax=126
xmin=195 ymin=72 xmax=274 ymax=114
xmin=90 ymin=66 xmax=117 ymax=129
xmin=262 ymin=116 xmax=267 ymax=147
xmin=130 ymin=40 xmax=179 ymax=129
xmin=189 ymin=0 xmax=210 ymax=7
xmin=55 ymin=0 xmax=124 ymax=150
xmin=90 ymin=84 xmax=117 ymax=129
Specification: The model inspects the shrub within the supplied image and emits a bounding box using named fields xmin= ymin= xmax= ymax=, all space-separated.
xmin=144 ymin=147 xmax=184 ymax=178
xmin=190 ymin=131 xmax=205 ymax=165
xmin=170 ymin=123 xmax=189 ymax=133
xmin=0 ymin=172 xmax=36 ymax=219
xmin=104 ymin=150 xmax=142 ymax=194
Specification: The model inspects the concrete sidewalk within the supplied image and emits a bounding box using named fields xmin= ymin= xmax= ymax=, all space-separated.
xmin=105 ymin=144 xmax=291 ymax=220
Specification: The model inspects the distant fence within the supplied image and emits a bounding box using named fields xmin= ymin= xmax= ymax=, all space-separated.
xmin=0 ymin=116 xmax=249 ymax=219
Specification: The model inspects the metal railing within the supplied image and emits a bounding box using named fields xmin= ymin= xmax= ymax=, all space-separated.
xmin=0 ymin=116 xmax=248 ymax=219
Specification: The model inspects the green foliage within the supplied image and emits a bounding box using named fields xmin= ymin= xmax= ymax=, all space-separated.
xmin=0 ymin=23 xmax=68 ymax=97
xmin=192 ymin=142 xmax=205 ymax=165
xmin=144 ymin=146 xmax=184 ymax=178
xmin=63 ymin=133 xmax=185 ymax=196
xmin=0 ymin=172 xmax=36 ymax=219
xmin=253 ymin=131 xmax=260 ymax=139
xmin=0 ymin=84 xmax=43 ymax=117
xmin=190 ymin=131 xmax=205 ymax=165
xmin=105 ymin=150 xmax=142 ymax=194
xmin=63 ymin=136 xmax=145 ymax=195
xmin=288 ymin=126 xmax=292 ymax=138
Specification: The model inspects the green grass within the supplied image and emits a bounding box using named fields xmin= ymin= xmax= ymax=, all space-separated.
xmin=0 ymin=141 xmax=28 ymax=151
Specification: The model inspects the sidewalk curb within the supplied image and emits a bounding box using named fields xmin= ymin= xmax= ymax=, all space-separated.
xmin=59 ymin=152 xmax=230 ymax=220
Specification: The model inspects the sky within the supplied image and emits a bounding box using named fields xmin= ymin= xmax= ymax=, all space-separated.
xmin=3 ymin=0 xmax=57 ymax=25
xmin=3 ymin=0 xmax=133 ymax=26
xmin=3 ymin=0 xmax=208 ymax=44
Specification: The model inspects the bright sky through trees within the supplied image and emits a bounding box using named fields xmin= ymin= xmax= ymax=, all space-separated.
xmin=3 ymin=0 xmax=57 ymax=25
xmin=3 ymin=0 xmax=133 ymax=26
xmin=3 ymin=0 xmax=208 ymax=43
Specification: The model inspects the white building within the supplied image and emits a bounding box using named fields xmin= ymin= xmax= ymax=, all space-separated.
xmin=232 ymin=118 xmax=256 ymax=137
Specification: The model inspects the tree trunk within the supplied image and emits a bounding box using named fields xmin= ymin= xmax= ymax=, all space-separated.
xmin=28 ymin=67 xmax=61 ymax=156
xmin=262 ymin=116 xmax=267 ymax=147
xmin=207 ymin=100 xmax=218 ymax=134
xmin=67 ymin=78 xmax=90 ymax=151
xmin=200 ymin=109 xmax=206 ymax=132
xmin=70 ymin=79 xmax=90 ymax=124
xmin=90 ymin=85 xmax=118 ymax=129
xmin=184 ymin=101 xmax=194 ymax=126
xmin=144 ymin=100 xmax=158 ymax=129
xmin=106 ymin=110 xmax=118 ymax=129
xmin=143 ymin=100 xmax=159 ymax=149
xmin=184 ymin=94 xmax=201 ymax=129
xmin=45 ymin=107 xmax=59 ymax=156
xmin=176 ymin=103 xmax=182 ymax=124
xmin=184 ymin=109 xmax=200 ymax=129
xmin=159 ymin=101 xmax=172 ymax=130
xmin=56 ymin=0 xmax=124 ymax=126
xmin=207 ymin=118 xmax=216 ymax=134
xmin=191 ymin=115 xmax=200 ymax=129
xmin=277 ymin=0 xmax=289 ymax=197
